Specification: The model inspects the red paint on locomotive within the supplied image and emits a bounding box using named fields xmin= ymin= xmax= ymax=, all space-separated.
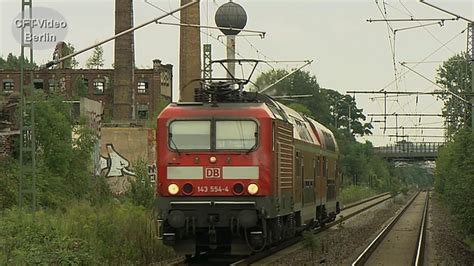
xmin=155 ymin=98 xmax=340 ymax=256
xmin=156 ymin=104 xmax=274 ymax=197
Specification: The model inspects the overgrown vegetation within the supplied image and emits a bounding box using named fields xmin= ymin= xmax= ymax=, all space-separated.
xmin=340 ymin=186 xmax=376 ymax=205
xmin=0 ymin=202 xmax=174 ymax=264
xmin=434 ymin=52 xmax=473 ymax=248
xmin=0 ymin=53 xmax=37 ymax=70
xmin=435 ymin=128 xmax=474 ymax=246
xmin=0 ymin=92 xmax=173 ymax=264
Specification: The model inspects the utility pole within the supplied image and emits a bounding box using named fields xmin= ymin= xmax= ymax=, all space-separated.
xmin=469 ymin=23 xmax=474 ymax=129
xmin=203 ymin=44 xmax=212 ymax=83
xmin=348 ymin=101 xmax=352 ymax=134
xmin=19 ymin=0 xmax=36 ymax=213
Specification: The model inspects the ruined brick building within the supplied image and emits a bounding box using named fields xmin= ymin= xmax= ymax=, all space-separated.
xmin=0 ymin=0 xmax=173 ymax=123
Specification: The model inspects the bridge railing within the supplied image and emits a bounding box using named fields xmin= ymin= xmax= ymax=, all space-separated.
xmin=374 ymin=142 xmax=445 ymax=155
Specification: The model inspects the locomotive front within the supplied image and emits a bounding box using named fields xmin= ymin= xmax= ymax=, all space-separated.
xmin=155 ymin=102 xmax=274 ymax=255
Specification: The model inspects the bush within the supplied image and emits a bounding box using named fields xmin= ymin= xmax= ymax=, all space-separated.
xmin=0 ymin=157 xmax=19 ymax=209
xmin=0 ymin=208 xmax=95 ymax=265
xmin=0 ymin=201 xmax=176 ymax=264
xmin=435 ymin=128 xmax=474 ymax=240
xmin=340 ymin=186 xmax=376 ymax=205
xmin=126 ymin=158 xmax=155 ymax=209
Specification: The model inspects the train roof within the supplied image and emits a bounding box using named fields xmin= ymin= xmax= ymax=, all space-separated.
xmin=160 ymin=93 xmax=338 ymax=153
xmin=260 ymin=95 xmax=338 ymax=153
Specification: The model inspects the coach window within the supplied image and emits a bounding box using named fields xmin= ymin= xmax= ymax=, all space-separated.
xmin=216 ymin=120 xmax=257 ymax=150
xmin=169 ymin=121 xmax=211 ymax=150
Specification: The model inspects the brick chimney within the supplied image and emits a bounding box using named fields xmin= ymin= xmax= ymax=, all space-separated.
xmin=179 ymin=0 xmax=201 ymax=102
xmin=114 ymin=0 xmax=135 ymax=120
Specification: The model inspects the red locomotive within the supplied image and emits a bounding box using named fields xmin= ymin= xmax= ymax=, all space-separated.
xmin=156 ymin=77 xmax=340 ymax=256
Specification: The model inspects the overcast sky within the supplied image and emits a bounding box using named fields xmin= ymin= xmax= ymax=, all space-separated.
xmin=1 ymin=0 xmax=472 ymax=146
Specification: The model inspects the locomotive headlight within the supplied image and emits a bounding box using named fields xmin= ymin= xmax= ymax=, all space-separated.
xmin=168 ymin=184 xmax=179 ymax=195
xmin=209 ymin=156 xmax=217 ymax=163
xmin=247 ymin=183 xmax=259 ymax=195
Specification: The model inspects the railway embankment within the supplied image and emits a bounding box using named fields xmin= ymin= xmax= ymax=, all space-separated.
xmin=272 ymin=193 xmax=410 ymax=265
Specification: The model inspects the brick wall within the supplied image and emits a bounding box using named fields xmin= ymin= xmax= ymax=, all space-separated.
xmin=0 ymin=131 xmax=18 ymax=156
xmin=0 ymin=64 xmax=172 ymax=120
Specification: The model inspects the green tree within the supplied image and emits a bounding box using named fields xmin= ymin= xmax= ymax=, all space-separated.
xmin=0 ymin=53 xmax=36 ymax=70
xmin=86 ymin=45 xmax=105 ymax=69
xmin=322 ymin=89 xmax=373 ymax=136
xmin=74 ymin=76 xmax=89 ymax=98
xmin=253 ymin=69 xmax=372 ymax=137
xmin=436 ymin=52 xmax=472 ymax=136
xmin=2 ymin=92 xmax=99 ymax=207
xmin=435 ymin=129 xmax=474 ymax=238
xmin=253 ymin=69 xmax=330 ymax=124
xmin=63 ymin=42 xmax=79 ymax=69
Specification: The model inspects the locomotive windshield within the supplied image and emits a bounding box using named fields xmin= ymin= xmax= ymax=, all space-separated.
xmin=216 ymin=121 xmax=257 ymax=150
xmin=168 ymin=120 xmax=258 ymax=151
xmin=169 ymin=121 xmax=211 ymax=150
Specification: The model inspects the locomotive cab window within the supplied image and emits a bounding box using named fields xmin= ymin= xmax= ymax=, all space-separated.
xmin=216 ymin=120 xmax=257 ymax=150
xmin=169 ymin=121 xmax=211 ymax=150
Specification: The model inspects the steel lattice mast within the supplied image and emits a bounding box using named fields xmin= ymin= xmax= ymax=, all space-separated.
xmin=19 ymin=0 xmax=37 ymax=212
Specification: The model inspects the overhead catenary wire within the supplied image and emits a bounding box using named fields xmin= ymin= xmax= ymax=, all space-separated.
xmin=144 ymin=0 xmax=268 ymax=78
xmin=375 ymin=0 xmax=400 ymax=92
xmin=380 ymin=27 xmax=467 ymax=91
xmin=399 ymin=62 xmax=470 ymax=104
xmin=145 ymin=0 xmax=307 ymax=84
xmin=398 ymin=0 xmax=457 ymax=54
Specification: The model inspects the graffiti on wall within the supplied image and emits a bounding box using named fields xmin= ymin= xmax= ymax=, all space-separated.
xmin=100 ymin=143 xmax=157 ymax=182
xmin=100 ymin=144 xmax=136 ymax=177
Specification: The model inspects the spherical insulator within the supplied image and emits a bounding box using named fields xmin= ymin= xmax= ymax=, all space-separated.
xmin=215 ymin=2 xmax=247 ymax=36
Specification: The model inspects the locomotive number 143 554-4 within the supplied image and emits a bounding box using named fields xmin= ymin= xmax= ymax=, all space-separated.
xmin=196 ymin=185 xmax=229 ymax=193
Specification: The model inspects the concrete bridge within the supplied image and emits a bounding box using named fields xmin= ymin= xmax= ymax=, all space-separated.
xmin=374 ymin=142 xmax=444 ymax=161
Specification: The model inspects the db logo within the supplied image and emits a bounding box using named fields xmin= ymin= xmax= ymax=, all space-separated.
xmin=205 ymin=168 xmax=221 ymax=178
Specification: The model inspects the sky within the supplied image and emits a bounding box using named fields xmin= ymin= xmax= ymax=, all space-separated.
xmin=1 ymin=0 xmax=473 ymax=146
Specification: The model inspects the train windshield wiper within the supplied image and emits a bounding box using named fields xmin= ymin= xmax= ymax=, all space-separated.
xmin=169 ymin=133 xmax=181 ymax=155
xmin=246 ymin=132 xmax=258 ymax=154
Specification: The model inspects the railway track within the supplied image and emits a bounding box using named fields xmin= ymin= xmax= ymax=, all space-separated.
xmin=163 ymin=192 xmax=395 ymax=265
xmin=230 ymin=192 xmax=394 ymax=265
xmin=351 ymin=191 xmax=429 ymax=266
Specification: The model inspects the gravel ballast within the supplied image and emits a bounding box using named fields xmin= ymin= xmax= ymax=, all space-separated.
xmin=275 ymin=194 xmax=409 ymax=265
xmin=428 ymin=192 xmax=474 ymax=265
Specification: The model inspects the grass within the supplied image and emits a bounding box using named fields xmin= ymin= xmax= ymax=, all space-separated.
xmin=340 ymin=186 xmax=377 ymax=205
xmin=465 ymin=236 xmax=474 ymax=252
xmin=0 ymin=201 xmax=176 ymax=265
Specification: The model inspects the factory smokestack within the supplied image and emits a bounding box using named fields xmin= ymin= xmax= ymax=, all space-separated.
xmin=114 ymin=0 xmax=135 ymax=120
xmin=179 ymin=0 xmax=201 ymax=102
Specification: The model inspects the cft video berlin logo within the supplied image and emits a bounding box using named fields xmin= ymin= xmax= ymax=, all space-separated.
xmin=11 ymin=7 xmax=68 ymax=50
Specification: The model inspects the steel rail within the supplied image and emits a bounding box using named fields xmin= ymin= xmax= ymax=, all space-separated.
xmin=414 ymin=191 xmax=430 ymax=265
xmin=232 ymin=192 xmax=395 ymax=265
xmin=342 ymin=192 xmax=391 ymax=210
xmin=351 ymin=191 xmax=422 ymax=266
xmin=166 ymin=192 xmax=395 ymax=265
